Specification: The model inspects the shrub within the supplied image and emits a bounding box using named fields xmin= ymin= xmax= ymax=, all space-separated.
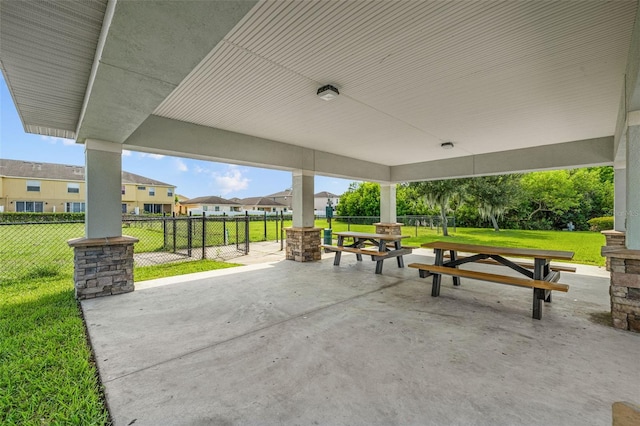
xmin=0 ymin=212 xmax=84 ymax=223
xmin=587 ymin=216 xmax=614 ymax=232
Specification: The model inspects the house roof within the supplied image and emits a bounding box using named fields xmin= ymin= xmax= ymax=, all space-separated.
xmin=240 ymin=197 xmax=287 ymax=207
xmin=314 ymin=191 xmax=339 ymax=199
xmin=265 ymin=189 xmax=293 ymax=198
xmin=182 ymin=195 xmax=239 ymax=205
xmin=0 ymin=159 xmax=173 ymax=186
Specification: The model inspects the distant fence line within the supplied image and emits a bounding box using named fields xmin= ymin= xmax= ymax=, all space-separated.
xmin=0 ymin=213 xmax=452 ymax=282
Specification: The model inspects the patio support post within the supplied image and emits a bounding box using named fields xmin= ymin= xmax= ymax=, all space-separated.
xmin=85 ymin=139 xmax=123 ymax=239
xmin=626 ymin=124 xmax=640 ymax=250
xmin=67 ymin=139 xmax=138 ymax=299
xmin=285 ymin=170 xmax=321 ymax=262
xmin=375 ymin=183 xmax=402 ymax=235
xmin=602 ymin=122 xmax=640 ymax=332
xmin=614 ymin=167 xmax=626 ymax=232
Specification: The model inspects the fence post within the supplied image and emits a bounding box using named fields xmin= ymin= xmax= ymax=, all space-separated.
xmin=172 ymin=212 xmax=177 ymax=253
xmin=245 ymin=212 xmax=250 ymax=254
xmin=264 ymin=211 xmax=267 ymax=241
xmin=280 ymin=211 xmax=284 ymax=251
xmin=187 ymin=216 xmax=193 ymax=257
xmin=348 ymin=216 xmax=351 ymax=231
xmin=163 ymin=212 xmax=168 ymax=249
xmin=223 ymin=213 xmax=227 ymax=245
xmin=236 ymin=216 xmax=240 ymax=250
xmin=202 ymin=214 xmax=206 ymax=260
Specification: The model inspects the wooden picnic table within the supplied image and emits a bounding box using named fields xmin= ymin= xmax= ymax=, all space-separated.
xmin=409 ymin=241 xmax=575 ymax=319
xmin=322 ymin=231 xmax=412 ymax=274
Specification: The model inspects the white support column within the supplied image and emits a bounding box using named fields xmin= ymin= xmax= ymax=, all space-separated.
xmin=614 ymin=167 xmax=627 ymax=232
xmin=379 ymin=183 xmax=397 ymax=224
xmin=626 ymin=125 xmax=640 ymax=249
xmin=292 ymin=170 xmax=315 ymax=228
xmin=85 ymin=139 xmax=123 ymax=239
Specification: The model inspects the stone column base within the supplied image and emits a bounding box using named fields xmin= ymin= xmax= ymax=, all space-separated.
xmin=67 ymin=235 xmax=139 ymax=299
xmin=602 ymin=248 xmax=640 ymax=332
xmin=601 ymin=230 xmax=625 ymax=271
xmin=374 ymin=222 xmax=403 ymax=235
xmin=285 ymin=227 xmax=322 ymax=262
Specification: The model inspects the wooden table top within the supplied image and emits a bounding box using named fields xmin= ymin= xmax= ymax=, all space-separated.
xmin=421 ymin=241 xmax=574 ymax=261
xmin=334 ymin=231 xmax=409 ymax=241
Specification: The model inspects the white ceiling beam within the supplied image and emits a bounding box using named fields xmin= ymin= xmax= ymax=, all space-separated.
xmin=76 ymin=0 xmax=257 ymax=143
xmin=123 ymin=115 xmax=390 ymax=183
xmin=391 ymin=137 xmax=614 ymax=182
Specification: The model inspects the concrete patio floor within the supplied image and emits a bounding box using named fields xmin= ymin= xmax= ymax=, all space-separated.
xmin=81 ymin=246 xmax=639 ymax=425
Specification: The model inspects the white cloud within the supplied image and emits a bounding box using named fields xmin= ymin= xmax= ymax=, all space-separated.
xmin=194 ymin=165 xmax=209 ymax=174
xmin=214 ymin=167 xmax=250 ymax=195
xmin=40 ymin=135 xmax=75 ymax=146
xmin=122 ymin=150 xmax=132 ymax=157
xmin=138 ymin=152 xmax=165 ymax=160
xmin=175 ymin=158 xmax=188 ymax=172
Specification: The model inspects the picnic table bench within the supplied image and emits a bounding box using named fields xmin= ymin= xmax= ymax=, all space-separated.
xmin=322 ymin=231 xmax=412 ymax=274
xmin=409 ymin=241 xmax=574 ymax=319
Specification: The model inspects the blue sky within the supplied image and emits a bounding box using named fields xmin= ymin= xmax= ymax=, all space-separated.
xmin=0 ymin=75 xmax=355 ymax=199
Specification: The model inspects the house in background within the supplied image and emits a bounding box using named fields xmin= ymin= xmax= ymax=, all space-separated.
xmin=174 ymin=194 xmax=189 ymax=215
xmin=264 ymin=189 xmax=341 ymax=214
xmin=265 ymin=189 xmax=293 ymax=209
xmin=181 ymin=195 xmax=242 ymax=215
xmin=314 ymin=191 xmax=340 ymax=213
xmin=240 ymin=197 xmax=288 ymax=213
xmin=0 ymin=159 xmax=176 ymax=214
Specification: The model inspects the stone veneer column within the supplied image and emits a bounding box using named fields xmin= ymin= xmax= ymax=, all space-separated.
xmin=67 ymin=236 xmax=138 ymax=299
xmin=285 ymin=227 xmax=322 ymax=262
xmin=602 ymin=248 xmax=640 ymax=332
xmin=602 ymin=230 xmax=626 ymax=271
xmin=374 ymin=222 xmax=403 ymax=236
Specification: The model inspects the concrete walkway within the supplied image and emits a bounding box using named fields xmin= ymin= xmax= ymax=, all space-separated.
xmin=81 ymin=247 xmax=639 ymax=425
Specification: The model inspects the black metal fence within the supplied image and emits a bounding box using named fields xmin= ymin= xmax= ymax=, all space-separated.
xmin=0 ymin=215 xmax=251 ymax=282
xmin=0 ymin=213 xmax=451 ymax=282
xmin=0 ymin=220 xmax=83 ymax=282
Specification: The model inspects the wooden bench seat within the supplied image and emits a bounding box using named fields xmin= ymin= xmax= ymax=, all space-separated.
xmin=442 ymin=254 xmax=576 ymax=273
xmin=321 ymin=245 xmax=388 ymax=257
xmin=408 ymin=263 xmax=569 ymax=319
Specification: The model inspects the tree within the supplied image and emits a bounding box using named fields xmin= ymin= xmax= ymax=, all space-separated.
xmin=466 ymin=175 xmax=521 ymax=231
xmin=410 ymin=179 xmax=462 ymax=236
xmin=335 ymin=182 xmax=380 ymax=217
xmin=520 ymin=170 xmax=580 ymax=223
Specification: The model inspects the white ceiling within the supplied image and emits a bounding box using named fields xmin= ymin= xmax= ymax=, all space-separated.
xmin=154 ymin=0 xmax=637 ymax=166
xmin=0 ymin=0 xmax=107 ymax=139
xmin=1 ymin=0 xmax=638 ymax=178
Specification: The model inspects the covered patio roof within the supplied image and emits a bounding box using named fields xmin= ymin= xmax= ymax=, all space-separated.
xmin=1 ymin=0 xmax=638 ymax=182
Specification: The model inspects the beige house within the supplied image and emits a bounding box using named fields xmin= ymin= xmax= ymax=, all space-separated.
xmin=0 ymin=159 xmax=175 ymax=214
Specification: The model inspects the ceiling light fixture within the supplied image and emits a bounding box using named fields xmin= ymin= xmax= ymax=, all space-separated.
xmin=317 ymin=84 xmax=339 ymax=101
xmin=440 ymin=141 xmax=454 ymax=149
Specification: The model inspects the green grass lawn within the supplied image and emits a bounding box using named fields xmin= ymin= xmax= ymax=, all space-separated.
xmin=0 ymin=221 xmax=607 ymax=424
xmin=318 ymin=220 xmax=607 ymax=266
xmin=0 ymin=259 xmax=242 ymax=425
xmin=1 ymin=271 xmax=109 ymax=425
